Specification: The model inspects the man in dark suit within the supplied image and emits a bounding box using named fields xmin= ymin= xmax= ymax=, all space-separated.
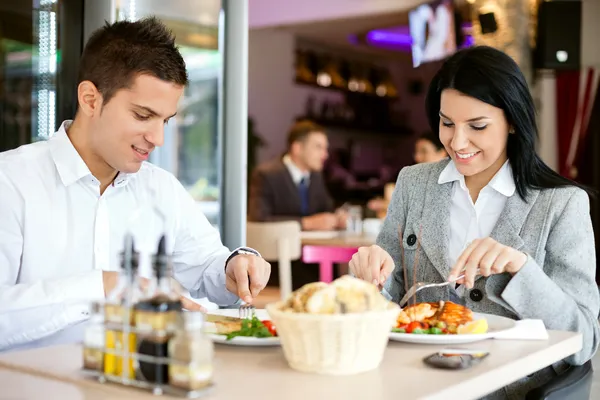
xmin=249 ymin=120 xmax=346 ymax=230
xmin=248 ymin=120 xmax=346 ymax=289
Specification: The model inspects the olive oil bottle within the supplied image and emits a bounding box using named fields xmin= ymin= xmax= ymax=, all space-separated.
xmin=103 ymin=235 xmax=143 ymax=380
xmin=135 ymin=235 xmax=183 ymax=384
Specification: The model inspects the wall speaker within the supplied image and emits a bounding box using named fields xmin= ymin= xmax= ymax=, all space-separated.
xmin=478 ymin=12 xmax=498 ymax=35
xmin=534 ymin=0 xmax=582 ymax=70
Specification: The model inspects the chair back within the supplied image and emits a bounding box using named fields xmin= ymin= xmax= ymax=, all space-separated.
xmin=246 ymin=221 xmax=301 ymax=261
xmin=246 ymin=221 xmax=302 ymax=299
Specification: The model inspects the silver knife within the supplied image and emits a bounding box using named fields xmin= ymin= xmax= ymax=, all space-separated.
xmin=204 ymin=314 xmax=243 ymax=323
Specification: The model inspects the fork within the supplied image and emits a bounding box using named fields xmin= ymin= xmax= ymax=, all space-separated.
xmin=238 ymin=304 xmax=255 ymax=319
xmin=398 ymin=273 xmax=466 ymax=308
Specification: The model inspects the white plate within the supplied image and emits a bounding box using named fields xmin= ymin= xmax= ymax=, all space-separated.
xmin=388 ymin=313 xmax=516 ymax=345
xmin=207 ymin=334 xmax=281 ymax=346
xmin=205 ymin=308 xmax=280 ymax=347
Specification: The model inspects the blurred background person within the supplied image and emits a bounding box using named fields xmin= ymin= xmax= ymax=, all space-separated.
xmin=367 ymin=131 xmax=448 ymax=218
xmin=248 ymin=120 xmax=346 ymax=230
xmin=248 ymin=120 xmax=349 ymax=290
xmin=414 ymin=131 xmax=448 ymax=164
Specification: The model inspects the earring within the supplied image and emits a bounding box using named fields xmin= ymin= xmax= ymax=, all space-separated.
xmin=509 ymin=128 xmax=515 ymax=134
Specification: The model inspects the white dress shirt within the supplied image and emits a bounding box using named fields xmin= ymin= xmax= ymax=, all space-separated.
xmin=0 ymin=121 xmax=245 ymax=351
xmin=438 ymin=160 xmax=516 ymax=295
xmin=282 ymin=154 xmax=309 ymax=185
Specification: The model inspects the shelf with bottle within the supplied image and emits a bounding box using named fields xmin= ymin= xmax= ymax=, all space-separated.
xmin=82 ymin=234 xmax=214 ymax=398
xmin=300 ymin=95 xmax=411 ymax=136
xmin=294 ymin=49 xmax=399 ymax=100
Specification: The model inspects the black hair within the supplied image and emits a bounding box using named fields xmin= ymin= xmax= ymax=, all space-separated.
xmin=417 ymin=131 xmax=445 ymax=151
xmin=425 ymin=45 xmax=587 ymax=199
xmin=78 ymin=16 xmax=188 ymax=105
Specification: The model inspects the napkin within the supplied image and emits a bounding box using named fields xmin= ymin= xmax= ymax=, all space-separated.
xmin=492 ymin=319 xmax=549 ymax=340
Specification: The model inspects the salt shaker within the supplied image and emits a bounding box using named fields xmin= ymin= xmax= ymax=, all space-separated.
xmin=168 ymin=311 xmax=214 ymax=391
xmin=83 ymin=301 xmax=105 ymax=371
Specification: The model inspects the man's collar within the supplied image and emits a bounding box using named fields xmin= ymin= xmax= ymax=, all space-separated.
xmin=282 ymin=154 xmax=310 ymax=184
xmin=438 ymin=159 xmax=515 ymax=197
xmin=50 ymin=120 xmax=134 ymax=188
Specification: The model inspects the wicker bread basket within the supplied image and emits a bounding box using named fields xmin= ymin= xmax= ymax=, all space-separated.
xmin=265 ymin=301 xmax=400 ymax=375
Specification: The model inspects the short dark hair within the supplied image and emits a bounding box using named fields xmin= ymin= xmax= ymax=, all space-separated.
xmin=425 ymin=45 xmax=585 ymax=199
xmin=287 ymin=120 xmax=325 ymax=151
xmin=418 ymin=131 xmax=444 ymax=151
xmin=78 ymin=16 xmax=188 ymax=105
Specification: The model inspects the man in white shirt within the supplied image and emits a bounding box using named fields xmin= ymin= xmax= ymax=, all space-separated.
xmin=0 ymin=17 xmax=270 ymax=351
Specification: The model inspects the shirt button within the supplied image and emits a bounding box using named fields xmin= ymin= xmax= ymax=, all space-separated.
xmin=407 ymin=234 xmax=417 ymax=246
xmin=470 ymin=289 xmax=484 ymax=302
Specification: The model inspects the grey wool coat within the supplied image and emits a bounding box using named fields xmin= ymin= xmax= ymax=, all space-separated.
xmin=378 ymin=159 xmax=600 ymax=400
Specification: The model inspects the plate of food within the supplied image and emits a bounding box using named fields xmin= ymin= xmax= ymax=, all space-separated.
xmin=388 ymin=301 xmax=516 ymax=344
xmin=204 ymin=308 xmax=280 ymax=346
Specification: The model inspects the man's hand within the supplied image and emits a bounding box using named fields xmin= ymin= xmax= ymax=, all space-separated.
xmin=334 ymin=208 xmax=348 ymax=230
xmin=225 ymin=254 xmax=271 ymax=304
xmin=301 ymin=212 xmax=338 ymax=231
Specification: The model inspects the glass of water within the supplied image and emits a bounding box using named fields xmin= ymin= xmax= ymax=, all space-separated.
xmin=346 ymin=205 xmax=363 ymax=235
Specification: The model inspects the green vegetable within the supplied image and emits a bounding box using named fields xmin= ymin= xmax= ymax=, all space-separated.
xmin=429 ymin=327 xmax=443 ymax=335
xmin=225 ymin=316 xmax=273 ymax=340
xmin=412 ymin=328 xmax=427 ymax=334
xmin=392 ymin=328 xmax=406 ymax=333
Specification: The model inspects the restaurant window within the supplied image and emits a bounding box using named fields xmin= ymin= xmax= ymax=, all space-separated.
xmin=0 ymin=0 xmax=83 ymax=152
xmin=114 ymin=0 xmax=223 ymax=228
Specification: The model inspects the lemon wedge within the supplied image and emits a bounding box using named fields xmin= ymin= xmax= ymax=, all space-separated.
xmin=457 ymin=318 xmax=489 ymax=334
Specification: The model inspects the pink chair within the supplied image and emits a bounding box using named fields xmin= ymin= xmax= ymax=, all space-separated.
xmin=302 ymin=246 xmax=358 ymax=283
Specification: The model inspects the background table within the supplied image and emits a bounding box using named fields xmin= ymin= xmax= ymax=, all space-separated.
xmin=300 ymin=231 xmax=375 ymax=282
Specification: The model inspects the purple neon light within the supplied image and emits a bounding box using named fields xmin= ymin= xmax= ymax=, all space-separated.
xmin=366 ymin=30 xmax=413 ymax=46
xmin=355 ymin=22 xmax=474 ymax=52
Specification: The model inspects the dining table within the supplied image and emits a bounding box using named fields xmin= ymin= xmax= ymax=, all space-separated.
xmin=0 ymin=330 xmax=582 ymax=400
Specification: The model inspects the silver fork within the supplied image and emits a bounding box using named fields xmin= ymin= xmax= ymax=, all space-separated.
xmin=398 ymin=273 xmax=465 ymax=308
xmin=238 ymin=304 xmax=255 ymax=319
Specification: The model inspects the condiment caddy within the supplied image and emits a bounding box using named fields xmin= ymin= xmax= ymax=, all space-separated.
xmin=82 ymin=233 xmax=214 ymax=398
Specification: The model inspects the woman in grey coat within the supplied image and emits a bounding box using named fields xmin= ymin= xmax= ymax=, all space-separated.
xmin=349 ymin=46 xmax=599 ymax=399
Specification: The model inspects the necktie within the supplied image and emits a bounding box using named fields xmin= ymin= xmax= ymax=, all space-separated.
xmin=298 ymin=177 xmax=309 ymax=216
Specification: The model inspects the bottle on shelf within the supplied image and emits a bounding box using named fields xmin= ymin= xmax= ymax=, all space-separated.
xmin=103 ymin=234 xmax=143 ymax=380
xmin=295 ymin=49 xmax=315 ymax=84
xmin=135 ymin=234 xmax=183 ymax=385
xmin=168 ymin=311 xmax=214 ymax=391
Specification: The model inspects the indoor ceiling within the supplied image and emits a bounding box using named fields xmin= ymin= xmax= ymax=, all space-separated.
xmin=272 ymin=0 xmax=471 ymax=60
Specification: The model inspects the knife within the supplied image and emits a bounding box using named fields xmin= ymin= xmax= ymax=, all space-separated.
xmin=204 ymin=314 xmax=243 ymax=323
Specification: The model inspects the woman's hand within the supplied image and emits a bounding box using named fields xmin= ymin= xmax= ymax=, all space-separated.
xmin=448 ymin=237 xmax=527 ymax=288
xmin=349 ymin=245 xmax=394 ymax=287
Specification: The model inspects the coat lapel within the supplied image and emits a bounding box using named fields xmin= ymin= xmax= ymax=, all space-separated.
xmin=413 ymin=161 xmax=453 ymax=280
xmin=278 ymin=161 xmax=302 ymax=213
xmin=474 ymin=189 xmax=539 ymax=282
xmin=489 ymin=189 xmax=539 ymax=250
